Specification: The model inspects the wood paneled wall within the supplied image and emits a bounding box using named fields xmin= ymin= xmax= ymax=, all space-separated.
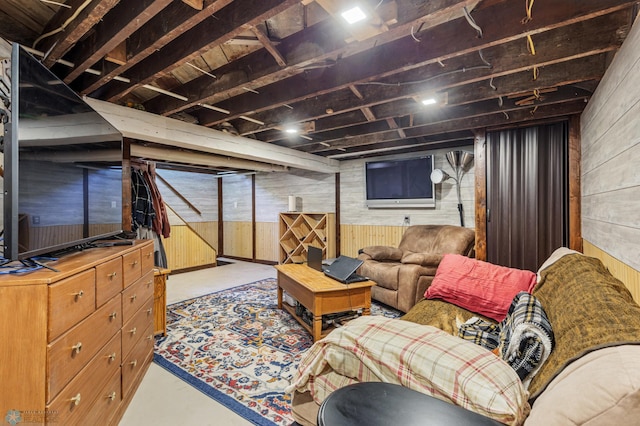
xmin=156 ymin=169 xmax=218 ymax=270
xmin=580 ymin=19 xmax=640 ymax=272
xmin=162 ymin=225 xmax=216 ymax=271
xmin=223 ymin=221 xmax=252 ymax=259
xmin=256 ymin=222 xmax=279 ymax=262
xmin=340 ymin=224 xmax=408 ymax=258
xmin=189 ymin=221 xmax=217 ymax=250
xmin=584 ymin=240 xmax=640 ymax=304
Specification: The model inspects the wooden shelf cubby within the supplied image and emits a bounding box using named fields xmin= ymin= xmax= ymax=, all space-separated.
xmin=279 ymin=212 xmax=335 ymax=264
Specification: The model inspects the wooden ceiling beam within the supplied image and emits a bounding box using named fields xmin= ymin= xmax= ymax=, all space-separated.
xmin=62 ymin=0 xmax=174 ymax=84
xmin=307 ymin=55 xmax=608 ymax=135
xmin=241 ymin=51 xmax=612 ymax=144
xmin=193 ymin=0 xmax=635 ymax=128
xmin=299 ymin=89 xmax=590 ymax=152
xmin=39 ymin=0 xmax=120 ymax=67
xmin=144 ymin=0 xmax=480 ymax=116
xmin=305 ymin=99 xmax=586 ymax=155
xmin=181 ymin=0 xmax=204 ymax=10
xmin=236 ymin=35 xmax=617 ymax=139
xmin=101 ymin=0 xmax=301 ymax=102
xmin=144 ymin=18 xmax=348 ymax=115
xmin=250 ymin=27 xmax=287 ymax=67
xmin=386 ymin=117 xmax=406 ymax=139
xmin=79 ymin=0 xmax=235 ymax=96
xmin=361 ymin=107 xmax=376 ymax=121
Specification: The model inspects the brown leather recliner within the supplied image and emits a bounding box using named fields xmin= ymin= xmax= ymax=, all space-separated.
xmin=357 ymin=225 xmax=476 ymax=313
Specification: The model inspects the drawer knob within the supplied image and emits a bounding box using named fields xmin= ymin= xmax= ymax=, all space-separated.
xmin=147 ymin=280 xmax=153 ymax=287
xmin=130 ymin=359 xmax=138 ymax=368
xmin=146 ymin=308 xmax=152 ymax=315
xmin=109 ymin=312 xmax=117 ymax=320
xmin=129 ymin=327 xmax=137 ymax=335
xmin=147 ymin=334 xmax=153 ymax=341
xmin=107 ymin=391 xmax=117 ymax=401
xmin=72 ymin=342 xmax=82 ymax=354
xmin=130 ymin=294 xmax=137 ymax=302
xmin=131 ymin=260 xmax=139 ymax=266
xmin=70 ymin=393 xmax=81 ymax=406
xmin=73 ymin=290 xmax=84 ymax=298
xmin=108 ymin=352 xmax=117 ymax=361
xmin=108 ymin=272 xmax=117 ymax=279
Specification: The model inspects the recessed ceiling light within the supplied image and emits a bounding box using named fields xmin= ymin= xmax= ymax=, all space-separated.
xmin=285 ymin=128 xmax=298 ymax=134
xmin=421 ymin=98 xmax=437 ymax=106
xmin=341 ymin=7 xmax=366 ymax=24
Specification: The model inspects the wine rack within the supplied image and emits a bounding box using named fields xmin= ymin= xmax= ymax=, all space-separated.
xmin=278 ymin=212 xmax=335 ymax=264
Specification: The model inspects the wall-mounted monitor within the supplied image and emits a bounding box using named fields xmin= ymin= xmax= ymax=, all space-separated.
xmin=2 ymin=44 xmax=123 ymax=261
xmin=364 ymin=155 xmax=435 ymax=208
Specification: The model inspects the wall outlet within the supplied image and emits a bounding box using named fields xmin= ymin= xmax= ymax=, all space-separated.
xmin=32 ymin=215 xmax=40 ymax=225
xmin=403 ymin=215 xmax=410 ymax=225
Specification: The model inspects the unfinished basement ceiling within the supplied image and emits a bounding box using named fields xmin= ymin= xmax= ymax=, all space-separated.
xmin=1 ymin=0 xmax=637 ymax=165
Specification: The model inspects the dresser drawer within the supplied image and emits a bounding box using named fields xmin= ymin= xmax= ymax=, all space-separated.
xmin=48 ymin=269 xmax=96 ymax=341
xmin=96 ymin=257 xmax=123 ymax=307
xmin=122 ymin=270 xmax=154 ymax=323
xmin=46 ymin=331 xmax=121 ymax=425
xmin=122 ymin=296 xmax=153 ymax=359
xmin=81 ymin=369 xmax=122 ymax=426
xmin=122 ymin=249 xmax=142 ymax=288
xmin=140 ymin=242 xmax=155 ymax=276
xmin=122 ymin=323 xmax=154 ymax=397
xmin=47 ymin=295 xmax=122 ymax=402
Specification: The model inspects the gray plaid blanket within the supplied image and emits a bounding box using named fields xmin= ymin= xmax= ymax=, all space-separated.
xmin=458 ymin=292 xmax=554 ymax=389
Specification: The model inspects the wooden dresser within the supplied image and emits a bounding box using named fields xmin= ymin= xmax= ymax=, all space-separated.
xmin=0 ymin=240 xmax=155 ymax=425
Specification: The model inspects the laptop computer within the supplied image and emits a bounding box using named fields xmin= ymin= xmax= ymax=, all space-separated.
xmin=323 ymin=255 xmax=369 ymax=284
xmin=307 ymin=245 xmax=325 ymax=272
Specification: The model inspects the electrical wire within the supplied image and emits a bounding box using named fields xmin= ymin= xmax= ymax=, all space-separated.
xmin=355 ymin=64 xmax=491 ymax=87
xmin=40 ymin=0 xmax=71 ymax=8
xmin=478 ymin=49 xmax=491 ymax=68
xmin=522 ymin=0 xmax=535 ymax=24
xmin=463 ymin=6 xmax=483 ymax=38
xmin=526 ymin=34 xmax=536 ymax=55
xmin=410 ymin=26 xmax=421 ymax=42
xmin=32 ymin=0 xmax=93 ymax=49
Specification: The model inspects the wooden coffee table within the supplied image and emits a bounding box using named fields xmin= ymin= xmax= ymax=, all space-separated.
xmin=275 ymin=264 xmax=376 ymax=342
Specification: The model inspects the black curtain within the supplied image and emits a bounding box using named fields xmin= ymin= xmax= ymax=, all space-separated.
xmin=486 ymin=121 xmax=568 ymax=271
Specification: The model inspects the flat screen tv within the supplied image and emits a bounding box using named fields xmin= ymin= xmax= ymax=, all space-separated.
xmin=1 ymin=43 xmax=123 ymax=261
xmin=365 ymin=155 xmax=435 ymax=208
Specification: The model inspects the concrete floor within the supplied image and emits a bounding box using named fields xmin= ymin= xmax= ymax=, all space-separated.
xmin=119 ymin=258 xmax=277 ymax=426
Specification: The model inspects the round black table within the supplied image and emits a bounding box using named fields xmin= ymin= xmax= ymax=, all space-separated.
xmin=317 ymin=382 xmax=504 ymax=426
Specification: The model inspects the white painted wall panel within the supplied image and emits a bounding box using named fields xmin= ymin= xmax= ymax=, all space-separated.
xmin=222 ymin=175 xmax=252 ymax=222
xmin=339 ymin=148 xmax=475 ymax=227
xmin=581 ymin=19 xmax=640 ymax=271
xmin=155 ymin=169 xmax=218 ymax=222
xmin=254 ymin=169 xmax=336 ymax=223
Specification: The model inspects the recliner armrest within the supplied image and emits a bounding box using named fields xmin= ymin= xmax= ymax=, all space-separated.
xmin=401 ymin=252 xmax=444 ymax=266
xmin=359 ymin=245 xmax=403 ymax=261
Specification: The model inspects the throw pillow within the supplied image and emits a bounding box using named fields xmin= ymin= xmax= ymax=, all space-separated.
xmin=424 ymin=254 xmax=537 ymax=322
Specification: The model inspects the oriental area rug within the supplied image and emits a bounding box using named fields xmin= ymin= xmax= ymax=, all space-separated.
xmin=154 ymin=278 xmax=401 ymax=426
